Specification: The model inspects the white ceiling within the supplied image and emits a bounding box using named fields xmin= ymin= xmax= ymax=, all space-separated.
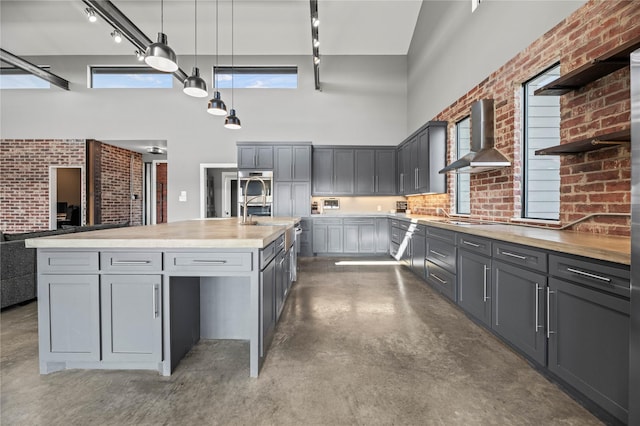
xmin=0 ymin=0 xmax=423 ymax=57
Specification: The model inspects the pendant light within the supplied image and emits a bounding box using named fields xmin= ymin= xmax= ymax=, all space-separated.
xmin=224 ymin=0 xmax=241 ymax=129
xmin=145 ymin=0 xmax=178 ymax=73
xmin=183 ymin=0 xmax=208 ymax=97
xmin=207 ymin=0 xmax=227 ymax=116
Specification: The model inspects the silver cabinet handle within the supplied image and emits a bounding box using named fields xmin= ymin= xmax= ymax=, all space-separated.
xmin=566 ymin=267 xmax=611 ymax=283
xmin=483 ymin=265 xmax=489 ymax=301
xmin=152 ymin=284 xmax=159 ymax=319
xmin=400 ymin=174 xmax=404 ymax=192
xmin=430 ymin=273 xmax=447 ymax=284
xmin=375 ymin=175 xmax=379 ymax=192
xmin=192 ymin=259 xmax=227 ymax=264
xmin=502 ymin=251 xmax=527 ymax=260
xmin=429 ymin=250 xmax=446 ymax=258
xmin=414 ymin=168 xmax=418 ymax=189
xmin=547 ymin=287 xmax=555 ymax=339
xmin=112 ymin=260 xmax=151 ymax=265
xmin=535 ymin=283 xmax=541 ymax=333
xmin=463 ymin=240 xmax=480 ymax=248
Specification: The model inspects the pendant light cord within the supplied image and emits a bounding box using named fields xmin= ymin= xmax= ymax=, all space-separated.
xmin=231 ymin=0 xmax=235 ymax=107
xmin=160 ymin=0 xmax=164 ymax=34
xmin=215 ymin=0 xmax=219 ymax=88
xmin=194 ymin=0 xmax=198 ymax=67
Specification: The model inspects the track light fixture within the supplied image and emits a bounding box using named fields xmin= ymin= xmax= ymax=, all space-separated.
xmin=145 ymin=0 xmax=179 ymax=72
xmin=312 ymin=14 xmax=319 ymax=27
xmin=183 ymin=0 xmax=208 ymax=97
xmin=207 ymin=0 xmax=227 ymax=116
xmin=135 ymin=50 xmax=145 ymax=61
xmin=313 ymin=56 xmax=320 ymax=65
xmin=111 ymin=30 xmax=123 ymax=43
xmin=313 ymin=38 xmax=320 ymax=48
xmin=85 ymin=8 xmax=98 ymax=23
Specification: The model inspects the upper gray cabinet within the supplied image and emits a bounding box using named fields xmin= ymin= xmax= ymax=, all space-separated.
xmin=397 ymin=121 xmax=447 ymax=195
xmin=274 ymin=144 xmax=311 ymax=182
xmin=237 ymin=144 xmax=274 ymax=169
xmin=312 ymin=148 xmax=333 ymax=195
xmin=312 ymin=148 xmax=354 ymax=195
xmin=355 ymin=148 xmax=397 ymax=195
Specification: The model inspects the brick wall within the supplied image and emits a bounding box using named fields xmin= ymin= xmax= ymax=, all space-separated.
xmin=156 ymin=162 xmax=168 ymax=223
xmin=99 ymin=143 xmax=143 ymax=226
xmin=409 ymin=0 xmax=638 ymax=237
xmin=0 ymin=139 xmax=86 ymax=233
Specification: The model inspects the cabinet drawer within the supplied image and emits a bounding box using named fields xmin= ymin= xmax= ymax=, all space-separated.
xmin=390 ymin=241 xmax=400 ymax=258
xmin=390 ymin=219 xmax=400 ymax=228
xmin=549 ymin=254 xmax=630 ymax=297
xmin=390 ymin=227 xmax=402 ymax=244
xmin=457 ymin=233 xmax=492 ymax=256
xmin=398 ymin=220 xmax=411 ymax=231
xmin=38 ymin=250 xmax=99 ymax=273
xmin=426 ymin=238 xmax=456 ymax=273
xmin=313 ymin=218 xmax=343 ymax=225
xmin=493 ymin=242 xmax=547 ymax=273
xmin=425 ymin=226 xmax=456 ymax=244
xmin=261 ymin=235 xmax=284 ymax=268
xmin=425 ymin=260 xmax=456 ymax=302
xmin=343 ymin=218 xmax=375 ymax=226
xmin=166 ymin=252 xmax=253 ymax=273
xmin=100 ymin=252 xmax=162 ymax=273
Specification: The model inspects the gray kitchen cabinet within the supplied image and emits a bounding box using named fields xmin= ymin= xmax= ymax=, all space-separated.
xmin=397 ymin=142 xmax=411 ymax=195
xmin=547 ymin=255 xmax=630 ymax=424
xmin=327 ymin=225 xmax=344 ymax=253
xmin=274 ymin=144 xmax=311 ymax=182
xmin=237 ymin=145 xmax=274 ymax=170
xmin=458 ymin=248 xmax=492 ymax=327
xmin=355 ymin=149 xmax=397 ymax=195
xmin=333 ymin=149 xmax=355 ymax=195
xmin=425 ymin=260 xmax=456 ymax=302
xmin=260 ymin=254 xmax=276 ymax=356
xmin=410 ymin=224 xmax=426 ymax=279
xmin=312 ymin=148 xmax=333 ymax=195
xmin=355 ymin=149 xmax=375 ymax=194
xmin=343 ymin=218 xmax=376 ymax=254
xmin=38 ymin=274 xmax=100 ymax=362
xmin=312 ymin=217 xmax=386 ymax=255
xmin=275 ymin=250 xmax=286 ymax=320
xmin=343 ymin=224 xmax=359 ymax=253
xmin=491 ymin=260 xmax=546 ymax=365
xmin=375 ymin=218 xmax=389 ymax=254
xmin=375 ymin=149 xmax=397 ymax=194
xmin=396 ymin=121 xmax=447 ymax=195
xmin=425 ymin=226 xmax=457 ymax=301
xmin=299 ymin=219 xmax=313 ymax=257
xmin=312 ymin=218 xmax=343 ymax=254
xmin=273 ymin=181 xmax=310 ymax=217
xmin=101 ymin=274 xmax=162 ymax=363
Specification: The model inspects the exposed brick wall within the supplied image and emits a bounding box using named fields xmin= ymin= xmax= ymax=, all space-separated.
xmin=0 ymin=139 xmax=86 ymax=233
xmin=156 ymin=162 xmax=168 ymax=224
xmin=408 ymin=0 xmax=638 ymax=236
xmin=99 ymin=143 xmax=143 ymax=226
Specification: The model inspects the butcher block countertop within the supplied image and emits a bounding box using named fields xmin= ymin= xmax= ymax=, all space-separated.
xmin=25 ymin=217 xmax=301 ymax=250
xmin=401 ymin=215 xmax=631 ymax=266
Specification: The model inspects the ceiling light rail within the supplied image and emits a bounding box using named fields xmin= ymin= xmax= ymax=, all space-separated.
xmin=0 ymin=48 xmax=69 ymax=91
xmin=310 ymin=0 xmax=320 ymax=90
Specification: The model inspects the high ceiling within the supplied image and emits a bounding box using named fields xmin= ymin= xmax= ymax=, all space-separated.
xmin=0 ymin=0 xmax=423 ymax=57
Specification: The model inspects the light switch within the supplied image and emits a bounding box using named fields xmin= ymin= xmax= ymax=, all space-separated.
xmin=179 ymin=191 xmax=187 ymax=202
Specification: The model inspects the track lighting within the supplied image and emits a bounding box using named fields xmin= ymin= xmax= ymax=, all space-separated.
xmin=111 ymin=30 xmax=123 ymax=43
xmin=313 ymin=38 xmax=320 ymax=48
xmin=313 ymin=56 xmax=320 ymax=65
xmin=312 ymin=15 xmax=319 ymax=27
xmin=145 ymin=0 xmax=179 ymax=72
xmin=135 ymin=50 xmax=145 ymax=61
xmin=85 ymin=8 xmax=97 ymax=23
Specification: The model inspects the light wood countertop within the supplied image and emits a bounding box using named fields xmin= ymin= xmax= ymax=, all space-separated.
xmin=25 ymin=218 xmax=301 ymax=250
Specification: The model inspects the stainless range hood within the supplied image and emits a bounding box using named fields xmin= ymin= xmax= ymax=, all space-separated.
xmin=440 ymin=99 xmax=511 ymax=174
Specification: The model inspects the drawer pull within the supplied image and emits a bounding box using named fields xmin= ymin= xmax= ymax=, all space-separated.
xmin=152 ymin=284 xmax=159 ymax=319
xmin=483 ymin=265 xmax=490 ymax=302
xmin=429 ymin=249 xmax=446 ymax=258
xmin=463 ymin=240 xmax=480 ymax=248
xmin=534 ymin=283 xmax=542 ymax=333
xmin=501 ymin=251 xmax=527 ymax=260
xmin=547 ymin=287 xmax=555 ymax=339
xmin=191 ymin=259 xmax=228 ymax=265
xmin=566 ymin=267 xmax=611 ymax=283
xmin=430 ymin=273 xmax=447 ymax=285
xmin=112 ymin=260 xmax=152 ymax=265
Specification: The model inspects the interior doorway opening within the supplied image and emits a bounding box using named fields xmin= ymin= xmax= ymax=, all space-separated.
xmin=49 ymin=166 xmax=83 ymax=229
xmin=200 ymin=164 xmax=238 ymax=218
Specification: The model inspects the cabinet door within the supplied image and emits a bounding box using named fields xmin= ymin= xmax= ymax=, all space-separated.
xmin=38 ymin=274 xmax=100 ymax=361
xmin=292 ymin=182 xmax=311 ymax=216
xmin=355 ymin=149 xmax=375 ymax=194
xmin=326 ymin=225 xmax=344 ymax=253
xmin=416 ymin=129 xmax=430 ymax=193
xmin=101 ymin=275 xmax=162 ymax=363
xmin=548 ymin=278 xmax=629 ymax=423
xmin=275 ymin=251 xmax=286 ymax=319
xmin=255 ymin=146 xmax=274 ymax=169
xmin=375 ymin=218 xmax=389 ymax=254
xmin=359 ymin=224 xmax=376 ymax=254
xmin=260 ymin=259 xmax=276 ymax=356
xmin=292 ymin=145 xmax=311 ymax=181
xmin=273 ymin=182 xmax=293 ymax=217
xmin=428 ymin=124 xmax=447 ymax=194
xmin=491 ymin=261 xmax=546 ymax=365
xmin=333 ymin=149 xmax=355 ymax=195
xmin=238 ymin=146 xmax=256 ymax=169
xmin=458 ymin=250 xmax=492 ymax=327
xmin=410 ymin=234 xmax=426 ymax=279
xmin=407 ymin=137 xmax=418 ymax=194
xmin=312 ymin=148 xmax=333 ymax=195
xmin=375 ymin=149 xmax=396 ymax=194
xmin=312 ymin=225 xmax=328 ymax=253
xmin=274 ymin=146 xmax=293 ymax=181
xmin=343 ymin=225 xmax=359 ymax=253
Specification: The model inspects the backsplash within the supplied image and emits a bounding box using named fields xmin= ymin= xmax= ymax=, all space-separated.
xmin=311 ymin=196 xmax=406 ymax=214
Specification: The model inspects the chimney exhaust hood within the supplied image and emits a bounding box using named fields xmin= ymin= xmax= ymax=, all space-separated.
xmin=439 ymin=99 xmax=510 ymax=174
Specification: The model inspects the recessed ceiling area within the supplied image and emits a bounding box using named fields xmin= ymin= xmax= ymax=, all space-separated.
xmin=101 ymin=139 xmax=167 ymax=155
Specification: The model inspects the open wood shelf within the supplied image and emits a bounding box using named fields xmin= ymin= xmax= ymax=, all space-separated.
xmin=534 ymin=35 xmax=640 ymax=96
xmin=535 ymin=129 xmax=630 ymax=155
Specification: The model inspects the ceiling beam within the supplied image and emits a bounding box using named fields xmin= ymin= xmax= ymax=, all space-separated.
xmin=0 ymin=49 xmax=70 ymax=90
xmin=82 ymin=0 xmax=188 ymax=83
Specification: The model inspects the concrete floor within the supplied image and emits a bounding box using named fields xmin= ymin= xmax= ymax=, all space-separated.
xmin=1 ymin=257 xmax=602 ymax=425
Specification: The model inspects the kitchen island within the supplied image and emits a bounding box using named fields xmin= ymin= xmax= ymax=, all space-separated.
xmin=26 ymin=217 xmax=300 ymax=378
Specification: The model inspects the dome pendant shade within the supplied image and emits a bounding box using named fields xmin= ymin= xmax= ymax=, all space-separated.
xmin=183 ymin=67 xmax=208 ymax=97
xmin=145 ymin=32 xmax=178 ymax=72
xmin=207 ymin=91 xmax=227 ymax=116
xmin=224 ymin=109 xmax=241 ymax=129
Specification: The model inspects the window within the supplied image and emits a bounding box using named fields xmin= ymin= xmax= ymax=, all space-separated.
xmin=456 ymin=117 xmax=471 ymax=215
xmin=214 ymin=66 xmax=297 ymax=89
xmin=90 ymin=66 xmax=173 ymax=89
xmin=0 ymin=67 xmax=51 ymax=89
xmin=523 ymin=64 xmax=561 ymax=220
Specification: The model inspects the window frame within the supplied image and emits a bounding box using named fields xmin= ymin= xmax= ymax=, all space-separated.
xmin=0 ymin=66 xmax=52 ymax=89
xmin=213 ymin=66 xmax=298 ymax=89
xmin=89 ymin=65 xmax=174 ymax=89
xmin=455 ymin=116 xmax=471 ymax=215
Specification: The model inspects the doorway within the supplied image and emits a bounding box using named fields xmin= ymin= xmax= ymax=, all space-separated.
xmin=200 ymin=163 xmax=237 ymax=218
xmin=49 ymin=166 xmax=83 ymax=229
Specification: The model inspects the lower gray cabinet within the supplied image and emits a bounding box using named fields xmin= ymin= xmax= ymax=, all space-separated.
xmin=312 ymin=219 xmax=343 ymax=254
xmin=39 ymin=274 xmax=100 ymax=361
xmin=548 ymin=277 xmax=629 ymax=423
xmin=458 ymin=249 xmax=492 ymax=327
xmin=375 ymin=219 xmax=389 ymax=254
xmin=299 ymin=219 xmax=313 ymax=257
xmin=275 ymin=250 xmax=286 ymax=319
xmin=491 ymin=260 xmax=546 ymax=365
xmin=101 ymin=275 xmax=162 ymax=363
xmin=260 ymin=257 xmax=276 ymax=356
xmin=410 ymin=232 xmax=426 ymax=279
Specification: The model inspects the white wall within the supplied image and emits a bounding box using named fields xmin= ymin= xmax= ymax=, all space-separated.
xmin=0 ymin=54 xmax=407 ymax=221
xmin=407 ymin=0 xmax=587 ymax=133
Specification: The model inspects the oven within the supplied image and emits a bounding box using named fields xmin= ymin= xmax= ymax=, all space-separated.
xmin=238 ymin=170 xmax=273 ymax=217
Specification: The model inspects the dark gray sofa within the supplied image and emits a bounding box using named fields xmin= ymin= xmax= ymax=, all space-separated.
xmin=0 ymin=223 xmax=128 ymax=309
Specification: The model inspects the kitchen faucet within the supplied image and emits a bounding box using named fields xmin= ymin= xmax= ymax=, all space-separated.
xmin=241 ymin=177 xmax=267 ymax=225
